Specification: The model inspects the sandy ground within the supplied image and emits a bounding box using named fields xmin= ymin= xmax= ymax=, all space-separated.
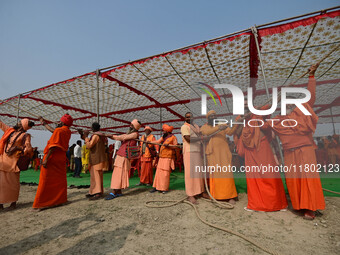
xmin=0 ymin=185 xmax=339 ymax=255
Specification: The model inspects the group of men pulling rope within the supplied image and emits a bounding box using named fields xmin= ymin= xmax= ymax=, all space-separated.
xmin=0 ymin=63 xmax=336 ymax=224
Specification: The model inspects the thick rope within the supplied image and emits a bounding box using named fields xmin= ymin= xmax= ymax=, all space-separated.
xmin=145 ymin=198 xmax=281 ymax=255
xmin=145 ymin=141 xmax=282 ymax=255
xmin=322 ymin=188 xmax=340 ymax=195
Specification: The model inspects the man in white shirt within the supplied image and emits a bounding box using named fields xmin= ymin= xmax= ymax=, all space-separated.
xmin=73 ymin=140 xmax=82 ymax=178
xmin=112 ymin=140 xmax=121 ymax=163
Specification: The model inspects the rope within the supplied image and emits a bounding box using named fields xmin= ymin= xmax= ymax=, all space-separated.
xmin=237 ymin=44 xmax=340 ymax=121
xmin=135 ymin=139 xmax=182 ymax=148
xmin=322 ymin=188 xmax=340 ymax=195
xmin=146 ymin=198 xmax=281 ymax=255
xmin=145 ymin=142 xmax=281 ymax=255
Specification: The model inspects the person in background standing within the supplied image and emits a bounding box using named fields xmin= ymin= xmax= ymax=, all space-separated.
xmin=81 ymin=143 xmax=90 ymax=174
xmin=73 ymin=140 xmax=82 ymax=178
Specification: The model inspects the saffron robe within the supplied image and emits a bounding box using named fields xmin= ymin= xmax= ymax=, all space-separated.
xmin=270 ymin=76 xmax=325 ymax=211
xmin=140 ymin=134 xmax=158 ymax=184
xmin=0 ymin=121 xmax=32 ymax=204
xmin=33 ymin=125 xmax=71 ymax=208
xmin=201 ymin=123 xmax=238 ymax=200
xmin=181 ymin=122 xmax=204 ymax=197
xmin=85 ymin=134 xmax=108 ymax=195
xmin=110 ymin=132 xmax=138 ymax=189
xmin=152 ymin=135 xmax=177 ymax=191
xmin=238 ymin=115 xmax=288 ymax=212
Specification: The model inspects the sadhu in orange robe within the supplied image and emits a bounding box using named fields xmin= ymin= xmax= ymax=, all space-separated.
xmin=33 ymin=125 xmax=71 ymax=208
xmin=201 ymin=120 xmax=238 ymax=200
xmin=152 ymin=125 xmax=178 ymax=192
xmin=110 ymin=119 xmax=140 ymax=190
xmin=236 ymin=113 xmax=288 ymax=212
xmin=323 ymin=137 xmax=338 ymax=165
xmin=333 ymin=134 xmax=340 ymax=163
xmin=181 ymin=122 xmax=204 ymax=197
xmin=0 ymin=119 xmax=33 ymax=205
xmin=139 ymin=126 xmax=158 ymax=185
xmin=85 ymin=132 xmax=108 ymax=195
xmin=269 ymin=76 xmax=325 ymax=211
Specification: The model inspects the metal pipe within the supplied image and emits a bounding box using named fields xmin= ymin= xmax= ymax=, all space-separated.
xmin=98 ymin=6 xmax=339 ymax=73
xmin=251 ymin=26 xmax=285 ymax=165
xmin=160 ymin=107 xmax=162 ymax=136
xmin=16 ymin=94 xmax=21 ymax=123
xmin=330 ymin=107 xmax=336 ymax=135
xmin=4 ymin=6 xmax=337 ymax=102
xmin=96 ymin=69 xmax=100 ymax=124
xmin=251 ymin=27 xmax=270 ymax=97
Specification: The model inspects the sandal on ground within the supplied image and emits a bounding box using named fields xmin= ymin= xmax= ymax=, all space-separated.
xmin=303 ymin=210 xmax=315 ymax=220
xmin=85 ymin=194 xmax=94 ymax=198
xmin=89 ymin=194 xmax=102 ymax=201
xmin=244 ymin=207 xmax=256 ymax=212
xmin=149 ymin=188 xmax=157 ymax=193
xmin=104 ymin=193 xmax=123 ymax=200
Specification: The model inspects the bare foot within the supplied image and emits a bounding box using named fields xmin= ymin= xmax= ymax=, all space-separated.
xmin=201 ymin=192 xmax=210 ymax=199
xmin=7 ymin=202 xmax=17 ymax=211
xmin=187 ymin=196 xmax=197 ymax=204
xmin=228 ymin=198 xmax=236 ymax=205
xmin=303 ymin=210 xmax=315 ymax=220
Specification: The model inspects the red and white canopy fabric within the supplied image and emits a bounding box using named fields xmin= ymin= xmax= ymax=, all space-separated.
xmin=1 ymin=9 xmax=339 ymax=134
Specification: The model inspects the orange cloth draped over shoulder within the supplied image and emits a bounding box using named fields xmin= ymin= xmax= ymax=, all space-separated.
xmin=270 ymin=76 xmax=325 ymax=211
xmin=33 ymin=125 xmax=71 ymax=208
xmin=238 ymin=111 xmax=288 ymax=212
xmin=200 ymin=123 xmax=238 ymax=200
xmin=140 ymin=133 xmax=158 ymax=185
xmin=152 ymin=134 xmax=177 ymax=191
xmin=0 ymin=120 xmax=33 ymax=204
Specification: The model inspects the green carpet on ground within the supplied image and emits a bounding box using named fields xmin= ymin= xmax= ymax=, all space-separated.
xmin=20 ymin=168 xmax=340 ymax=197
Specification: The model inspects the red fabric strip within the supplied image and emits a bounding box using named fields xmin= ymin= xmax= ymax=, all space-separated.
xmin=101 ymin=75 xmax=185 ymax=120
xmin=259 ymin=10 xmax=340 ymax=37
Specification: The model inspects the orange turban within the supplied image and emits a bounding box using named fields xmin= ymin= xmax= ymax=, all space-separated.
xmin=162 ymin=124 xmax=174 ymax=133
xmin=206 ymin=110 xmax=216 ymax=119
xmin=131 ymin=119 xmax=141 ymax=131
xmin=60 ymin=114 xmax=73 ymax=127
xmin=21 ymin=118 xmax=31 ymax=131
xmin=144 ymin=126 xmax=153 ymax=132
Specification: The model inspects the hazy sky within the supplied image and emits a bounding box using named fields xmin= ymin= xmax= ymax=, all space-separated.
xmin=0 ymin=0 xmax=339 ymax=149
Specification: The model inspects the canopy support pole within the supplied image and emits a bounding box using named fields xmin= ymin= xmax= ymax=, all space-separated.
xmin=330 ymin=107 xmax=336 ymax=135
xmin=96 ymin=69 xmax=100 ymax=124
xmin=160 ymin=107 xmax=162 ymax=136
xmin=16 ymin=94 xmax=21 ymax=123
xmin=251 ymin=26 xmax=285 ymax=165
